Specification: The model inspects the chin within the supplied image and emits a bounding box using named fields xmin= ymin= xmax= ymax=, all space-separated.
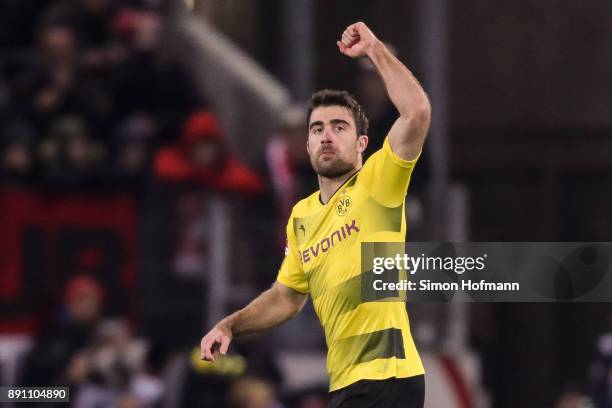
xmin=316 ymin=161 xmax=355 ymax=178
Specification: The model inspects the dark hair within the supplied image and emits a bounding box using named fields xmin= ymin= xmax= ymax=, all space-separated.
xmin=306 ymin=89 xmax=369 ymax=136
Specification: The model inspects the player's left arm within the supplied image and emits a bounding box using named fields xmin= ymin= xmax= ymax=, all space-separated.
xmin=338 ymin=22 xmax=431 ymax=161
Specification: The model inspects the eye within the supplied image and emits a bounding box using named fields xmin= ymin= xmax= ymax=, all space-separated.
xmin=313 ymin=127 xmax=322 ymax=134
xmin=335 ymin=125 xmax=345 ymax=132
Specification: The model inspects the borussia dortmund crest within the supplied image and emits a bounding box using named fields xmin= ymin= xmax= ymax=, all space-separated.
xmin=336 ymin=194 xmax=352 ymax=216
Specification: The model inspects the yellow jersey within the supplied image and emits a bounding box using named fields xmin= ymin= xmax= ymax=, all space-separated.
xmin=277 ymin=138 xmax=425 ymax=391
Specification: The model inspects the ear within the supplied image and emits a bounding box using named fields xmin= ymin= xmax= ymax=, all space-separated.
xmin=306 ymin=138 xmax=311 ymax=155
xmin=357 ymin=135 xmax=368 ymax=154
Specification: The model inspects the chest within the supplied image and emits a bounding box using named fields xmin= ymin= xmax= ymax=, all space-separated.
xmin=295 ymin=189 xmax=365 ymax=281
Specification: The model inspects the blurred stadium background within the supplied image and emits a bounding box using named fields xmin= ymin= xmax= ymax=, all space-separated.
xmin=1 ymin=0 xmax=611 ymax=407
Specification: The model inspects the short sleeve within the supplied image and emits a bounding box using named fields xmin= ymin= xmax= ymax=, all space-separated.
xmin=276 ymin=215 xmax=309 ymax=293
xmin=358 ymin=137 xmax=420 ymax=207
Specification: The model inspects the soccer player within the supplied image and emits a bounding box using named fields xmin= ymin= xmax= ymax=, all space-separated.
xmin=201 ymin=22 xmax=430 ymax=408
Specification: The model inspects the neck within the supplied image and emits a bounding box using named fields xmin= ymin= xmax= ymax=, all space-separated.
xmin=318 ymin=166 xmax=360 ymax=204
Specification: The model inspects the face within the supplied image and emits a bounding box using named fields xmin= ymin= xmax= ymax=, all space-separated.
xmin=80 ymin=0 xmax=111 ymax=14
xmin=41 ymin=27 xmax=76 ymax=64
xmin=68 ymin=293 xmax=101 ymax=324
xmin=66 ymin=135 xmax=89 ymax=166
xmin=118 ymin=143 xmax=147 ymax=172
xmin=191 ymin=140 xmax=222 ymax=168
xmin=307 ymin=105 xmax=368 ymax=178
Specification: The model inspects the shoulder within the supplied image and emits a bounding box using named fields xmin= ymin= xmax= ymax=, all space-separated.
xmin=356 ymin=137 xmax=420 ymax=205
xmin=364 ymin=137 xmax=419 ymax=170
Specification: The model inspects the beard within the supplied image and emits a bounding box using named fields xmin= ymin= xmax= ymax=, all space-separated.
xmin=311 ymin=153 xmax=355 ymax=178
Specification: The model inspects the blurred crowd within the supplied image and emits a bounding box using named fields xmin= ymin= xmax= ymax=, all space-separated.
xmin=0 ymin=1 xmax=320 ymax=407
xmin=0 ymin=0 xmax=266 ymax=193
xmin=19 ymin=275 xmax=165 ymax=407
xmin=0 ymin=0 xmax=283 ymax=407
xmin=16 ymin=274 xmax=329 ymax=408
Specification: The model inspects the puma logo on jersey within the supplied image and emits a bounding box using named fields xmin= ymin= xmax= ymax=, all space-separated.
xmin=299 ymin=219 xmax=360 ymax=264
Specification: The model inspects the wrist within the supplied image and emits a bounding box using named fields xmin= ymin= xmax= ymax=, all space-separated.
xmin=365 ymin=39 xmax=385 ymax=60
xmin=217 ymin=316 xmax=235 ymax=334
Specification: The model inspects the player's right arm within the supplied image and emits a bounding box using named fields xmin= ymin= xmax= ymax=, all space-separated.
xmin=200 ymin=281 xmax=307 ymax=361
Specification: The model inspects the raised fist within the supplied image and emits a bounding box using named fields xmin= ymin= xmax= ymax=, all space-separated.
xmin=337 ymin=22 xmax=380 ymax=58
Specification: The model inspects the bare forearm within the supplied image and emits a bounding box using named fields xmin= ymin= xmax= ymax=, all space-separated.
xmin=201 ymin=283 xmax=305 ymax=361
xmin=218 ymin=284 xmax=305 ymax=336
xmin=366 ymin=41 xmax=430 ymax=119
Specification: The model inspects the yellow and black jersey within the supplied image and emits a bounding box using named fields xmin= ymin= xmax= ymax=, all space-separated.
xmin=277 ymin=137 xmax=424 ymax=391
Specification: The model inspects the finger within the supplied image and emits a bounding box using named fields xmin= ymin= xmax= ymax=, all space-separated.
xmin=219 ymin=335 xmax=231 ymax=355
xmin=342 ymin=32 xmax=355 ymax=44
xmin=348 ymin=21 xmax=364 ymax=33
xmin=201 ymin=334 xmax=214 ymax=355
xmin=201 ymin=341 xmax=212 ymax=361
xmin=200 ymin=337 xmax=209 ymax=359
xmin=209 ymin=332 xmax=226 ymax=360
xmin=337 ymin=41 xmax=348 ymax=54
xmin=343 ymin=29 xmax=356 ymax=39
xmin=201 ymin=337 xmax=216 ymax=361
xmin=201 ymin=345 xmax=212 ymax=361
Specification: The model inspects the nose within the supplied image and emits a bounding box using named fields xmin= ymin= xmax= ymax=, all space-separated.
xmin=320 ymin=126 xmax=333 ymax=144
